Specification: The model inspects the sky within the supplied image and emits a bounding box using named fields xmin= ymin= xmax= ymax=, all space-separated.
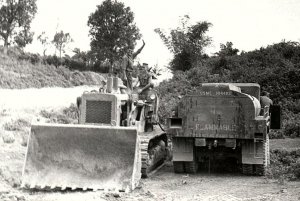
xmin=25 ymin=0 xmax=300 ymax=68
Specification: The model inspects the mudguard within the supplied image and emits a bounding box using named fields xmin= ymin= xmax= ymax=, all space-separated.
xmin=22 ymin=123 xmax=141 ymax=192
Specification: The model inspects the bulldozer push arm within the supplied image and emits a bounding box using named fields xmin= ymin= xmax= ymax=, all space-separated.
xmin=22 ymin=123 xmax=141 ymax=192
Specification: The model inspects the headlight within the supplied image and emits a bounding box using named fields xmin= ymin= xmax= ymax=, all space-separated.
xmin=150 ymin=93 xmax=156 ymax=100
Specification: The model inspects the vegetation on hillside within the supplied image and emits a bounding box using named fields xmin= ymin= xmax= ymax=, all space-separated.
xmin=0 ymin=0 xmax=143 ymax=73
xmin=157 ymin=41 xmax=300 ymax=139
xmin=0 ymin=47 xmax=105 ymax=89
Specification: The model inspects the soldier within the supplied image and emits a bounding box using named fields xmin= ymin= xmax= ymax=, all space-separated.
xmin=111 ymin=60 xmax=122 ymax=78
xmin=136 ymin=63 xmax=154 ymax=99
xmin=99 ymin=80 xmax=107 ymax=93
xmin=260 ymin=91 xmax=273 ymax=107
xmin=260 ymin=91 xmax=273 ymax=115
xmin=122 ymin=40 xmax=145 ymax=91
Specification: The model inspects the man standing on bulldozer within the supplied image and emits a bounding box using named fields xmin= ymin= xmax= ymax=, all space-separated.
xmin=136 ymin=63 xmax=154 ymax=100
xmin=122 ymin=40 xmax=145 ymax=91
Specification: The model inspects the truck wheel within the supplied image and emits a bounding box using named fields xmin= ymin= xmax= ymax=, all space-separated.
xmin=185 ymin=161 xmax=198 ymax=174
xmin=173 ymin=162 xmax=184 ymax=173
xmin=255 ymin=164 xmax=265 ymax=176
xmin=242 ymin=164 xmax=253 ymax=175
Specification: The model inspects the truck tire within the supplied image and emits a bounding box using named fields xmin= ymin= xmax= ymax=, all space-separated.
xmin=173 ymin=162 xmax=184 ymax=173
xmin=255 ymin=135 xmax=270 ymax=176
xmin=185 ymin=161 xmax=198 ymax=174
xmin=255 ymin=164 xmax=265 ymax=176
xmin=242 ymin=164 xmax=253 ymax=175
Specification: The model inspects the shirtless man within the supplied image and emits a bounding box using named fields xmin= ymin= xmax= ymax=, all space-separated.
xmin=136 ymin=63 xmax=154 ymax=99
xmin=122 ymin=40 xmax=145 ymax=91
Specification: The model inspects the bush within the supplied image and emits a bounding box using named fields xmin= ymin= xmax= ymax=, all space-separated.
xmin=269 ymin=130 xmax=285 ymax=139
xmin=62 ymin=104 xmax=79 ymax=120
xmin=39 ymin=104 xmax=79 ymax=124
xmin=268 ymin=149 xmax=300 ymax=181
xmin=284 ymin=121 xmax=300 ymax=138
xmin=43 ymin=55 xmax=61 ymax=67
xmin=1 ymin=131 xmax=15 ymax=144
xmin=68 ymin=58 xmax=87 ymax=70
xmin=4 ymin=46 xmax=23 ymax=58
xmin=157 ymin=71 xmax=192 ymax=124
xmin=3 ymin=119 xmax=30 ymax=131
xmin=18 ymin=52 xmax=42 ymax=64
xmin=281 ymin=109 xmax=300 ymax=138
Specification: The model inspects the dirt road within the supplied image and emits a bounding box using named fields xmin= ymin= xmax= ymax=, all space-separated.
xmin=0 ymin=86 xmax=98 ymax=111
xmin=1 ymin=160 xmax=299 ymax=201
xmin=0 ymin=87 xmax=299 ymax=201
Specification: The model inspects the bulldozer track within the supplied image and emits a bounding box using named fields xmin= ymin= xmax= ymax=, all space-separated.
xmin=21 ymin=183 xmax=128 ymax=192
xmin=139 ymin=125 xmax=168 ymax=178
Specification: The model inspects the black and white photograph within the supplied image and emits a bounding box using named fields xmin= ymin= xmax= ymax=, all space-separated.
xmin=0 ymin=0 xmax=299 ymax=200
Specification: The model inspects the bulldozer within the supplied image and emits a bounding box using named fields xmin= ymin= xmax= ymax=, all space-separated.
xmin=21 ymin=77 xmax=168 ymax=192
xmin=167 ymin=83 xmax=281 ymax=175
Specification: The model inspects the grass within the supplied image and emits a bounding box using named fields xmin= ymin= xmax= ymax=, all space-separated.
xmin=268 ymin=138 xmax=300 ymax=181
xmin=270 ymin=138 xmax=300 ymax=151
xmin=268 ymin=149 xmax=300 ymax=181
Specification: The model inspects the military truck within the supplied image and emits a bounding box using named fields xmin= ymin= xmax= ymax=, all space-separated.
xmin=167 ymin=83 xmax=281 ymax=175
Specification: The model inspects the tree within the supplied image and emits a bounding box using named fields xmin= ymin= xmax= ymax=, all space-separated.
xmin=212 ymin=42 xmax=239 ymax=74
xmin=155 ymin=15 xmax=212 ymax=71
xmin=148 ymin=64 xmax=162 ymax=79
xmin=52 ymin=30 xmax=73 ymax=59
xmin=37 ymin=31 xmax=50 ymax=56
xmin=87 ymin=0 xmax=141 ymax=66
xmin=216 ymin=42 xmax=239 ymax=57
xmin=0 ymin=0 xmax=37 ymax=49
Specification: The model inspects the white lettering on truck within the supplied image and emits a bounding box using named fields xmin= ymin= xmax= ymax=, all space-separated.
xmin=198 ymin=91 xmax=232 ymax=96
xmin=195 ymin=124 xmax=237 ymax=131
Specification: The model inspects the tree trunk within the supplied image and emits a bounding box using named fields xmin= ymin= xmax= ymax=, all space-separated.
xmin=3 ymin=46 xmax=8 ymax=55
xmin=3 ymin=38 xmax=9 ymax=55
xmin=59 ymin=46 xmax=62 ymax=67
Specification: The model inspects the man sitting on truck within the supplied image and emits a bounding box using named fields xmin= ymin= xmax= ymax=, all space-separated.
xmin=260 ymin=91 xmax=273 ymax=115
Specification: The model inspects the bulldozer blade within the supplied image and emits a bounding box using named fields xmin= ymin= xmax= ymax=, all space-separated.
xmin=22 ymin=123 xmax=141 ymax=192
